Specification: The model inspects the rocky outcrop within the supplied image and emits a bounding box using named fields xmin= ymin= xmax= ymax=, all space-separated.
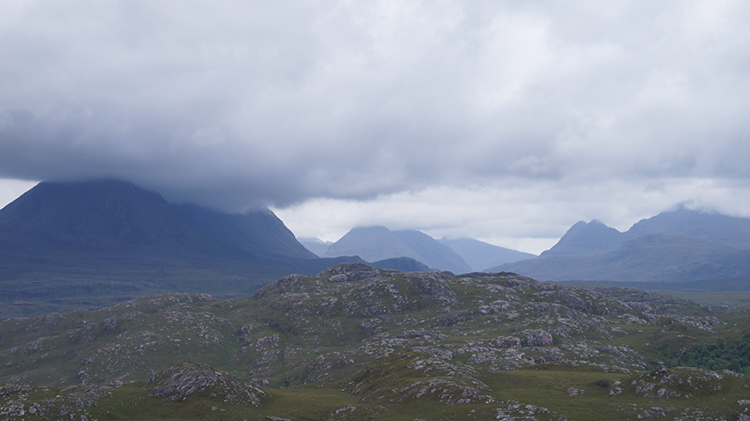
xmin=343 ymin=350 xmax=493 ymax=406
xmin=146 ymin=362 xmax=266 ymax=406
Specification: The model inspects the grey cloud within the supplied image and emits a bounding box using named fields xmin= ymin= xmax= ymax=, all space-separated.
xmin=1 ymin=1 xmax=749 ymax=211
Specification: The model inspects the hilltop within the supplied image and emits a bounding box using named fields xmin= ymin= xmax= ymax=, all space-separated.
xmin=2 ymin=263 xmax=749 ymax=419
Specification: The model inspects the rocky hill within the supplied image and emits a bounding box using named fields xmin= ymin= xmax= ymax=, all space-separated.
xmin=1 ymin=263 xmax=748 ymax=419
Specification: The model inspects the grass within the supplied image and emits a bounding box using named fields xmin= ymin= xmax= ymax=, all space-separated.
xmin=651 ymin=290 xmax=750 ymax=309
xmin=5 ymin=366 xmax=748 ymax=420
xmin=3 ymin=268 xmax=750 ymax=419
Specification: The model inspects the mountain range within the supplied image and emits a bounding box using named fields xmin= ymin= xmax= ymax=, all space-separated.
xmin=0 ymin=180 xmax=461 ymax=318
xmin=494 ymin=207 xmax=750 ymax=284
xmin=320 ymin=226 xmax=473 ymax=273
xmin=305 ymin=227 xmax=536 ymax=272
xmin=2 ymin=182 xmax=750 ymax=419
xmin=3 ymin=179 xmax=750 ymax=321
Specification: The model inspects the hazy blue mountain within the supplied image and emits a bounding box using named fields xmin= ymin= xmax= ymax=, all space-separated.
xmin=323 ymin=226 xmax=472 ymax=273
xmin=540 ymin=220 xmax=625 ymax=256
xmin=438 ymin=238 xmax=536 ymax=271
xmin=537 ymin=208 xmax=750 ymax=260
xmin=493 ymin=208 xmax=750 ymax=286
xmin=497 ymin=232 xmax=750 ymax=283
xmin=297 ymin=237 xmax=333 ymax=257
xmin=625 ymin=207 xmax=750 ymax=250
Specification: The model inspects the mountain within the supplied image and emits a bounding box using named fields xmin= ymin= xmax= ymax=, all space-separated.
xmin=174 ymin=204 xmax=317 ymax=260
xmin=0 ymin=180 xmax=221 ymax=253
xmin=370 ymin=256 xmax=433 ymax=272
xmin=493 ymin=208 xmax=750 ymax=285
xmin=322 ymin=226 xmax=472 ymax=273
xmin=499 ymin=232 xmax=750 ymax=282
xmin=627 ymin=206 xmax=750 ymax=249
xmin=0 ymin=180 xmax=356 ymax=318
xmin=438 ymin=237 xmax=536 ymax=271
xmin=0 ymin=263 xmax=746 ymax=420
xmin=541 ymin=208 xmax=750 ymax=258
xmin=539 ymin=219 xmax=624 ymax=256
xmin=297 ymin=237 xmax=333 ymax=257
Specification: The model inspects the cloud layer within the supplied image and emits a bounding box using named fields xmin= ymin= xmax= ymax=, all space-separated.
xmin=2 ymin=1 xmax=750 ymax=250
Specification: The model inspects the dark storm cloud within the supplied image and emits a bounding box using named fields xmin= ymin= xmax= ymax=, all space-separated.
xmin=1 ymin=0 xmax=750 ymax=212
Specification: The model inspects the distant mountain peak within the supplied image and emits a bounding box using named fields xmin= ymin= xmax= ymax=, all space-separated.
xmin=0 ymin=178 xmax=318 ymax=264
xmin=541 ymin=219 xmax=623 ymax=257
xmin=323 ymin=226 xmax=472 ymax=273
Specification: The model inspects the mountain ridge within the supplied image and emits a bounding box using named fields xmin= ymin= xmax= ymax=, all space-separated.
xmin=495 ymin=208 xmax=750 ymax=284
xmin=0 ymin=180 xmax=360 ymax=317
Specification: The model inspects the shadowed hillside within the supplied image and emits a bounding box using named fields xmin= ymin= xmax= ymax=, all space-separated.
xmin=0 ymin=180 xmax=359 ymax=318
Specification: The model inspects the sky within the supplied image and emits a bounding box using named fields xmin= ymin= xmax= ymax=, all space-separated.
xmin=2 ymin=1 xmax=750 ymax=254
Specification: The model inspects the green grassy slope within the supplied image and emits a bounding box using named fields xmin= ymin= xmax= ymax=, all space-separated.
xmin=2 ymin=264 xmax=750 ymax=419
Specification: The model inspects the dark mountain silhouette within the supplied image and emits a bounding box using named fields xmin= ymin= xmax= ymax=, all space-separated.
xmin=322 ymin=226 xmax=472 ymax=273
xmin=438 ymin=238 xmax=536 ymax=271
xmin=493 ymin=208 xmax=750 ymax=286
xmin=174 ymin=204 xmax=317 ymax=260
xmin=0 ymin=180 xmax=359 ymax=316
xmin=0 ymin=180 xmax=222 ymax=253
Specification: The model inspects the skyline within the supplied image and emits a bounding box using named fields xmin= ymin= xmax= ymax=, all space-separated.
xmin=0 ymin=178 xmax=745 ymax=255
xmin=2 ymin=1 xmax=750 ymax=254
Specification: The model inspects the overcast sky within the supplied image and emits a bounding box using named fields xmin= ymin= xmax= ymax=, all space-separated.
xmin=2 ymin=1 xmax=750 ymax=254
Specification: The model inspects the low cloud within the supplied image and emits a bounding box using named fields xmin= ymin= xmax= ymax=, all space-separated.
xmin=1 ymin=1 xmax=749 ymax=243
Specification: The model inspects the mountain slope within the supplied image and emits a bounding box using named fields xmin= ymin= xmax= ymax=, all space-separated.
xmin=322 ymin=226 xmax=472 ymax=273
xmin=0 ymin=180 xmax=356 ymax=317
xmin=174 ymin=204 xmax=317 ymax=260
xmin=626 ymin=207 xmax=750 ymax=249
xmin=540 ymin=219 xmax=624 ymax=256
xmin=493 ymin=208 xmax=750 ymax=285
xmin=500 ymin=232 xmax=750 ymax=282
xmin=439 ymin=237 xmax=536 ymax=271
xmin=0 ymin=180 xmax=226 ymax=254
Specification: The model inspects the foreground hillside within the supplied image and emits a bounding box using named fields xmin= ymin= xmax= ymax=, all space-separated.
xmin=2 ymin=263 xmax=750 ymax=420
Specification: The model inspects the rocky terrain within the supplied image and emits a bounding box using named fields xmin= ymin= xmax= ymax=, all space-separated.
xmin=1 ymin=263 xmax=749 ymax=420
